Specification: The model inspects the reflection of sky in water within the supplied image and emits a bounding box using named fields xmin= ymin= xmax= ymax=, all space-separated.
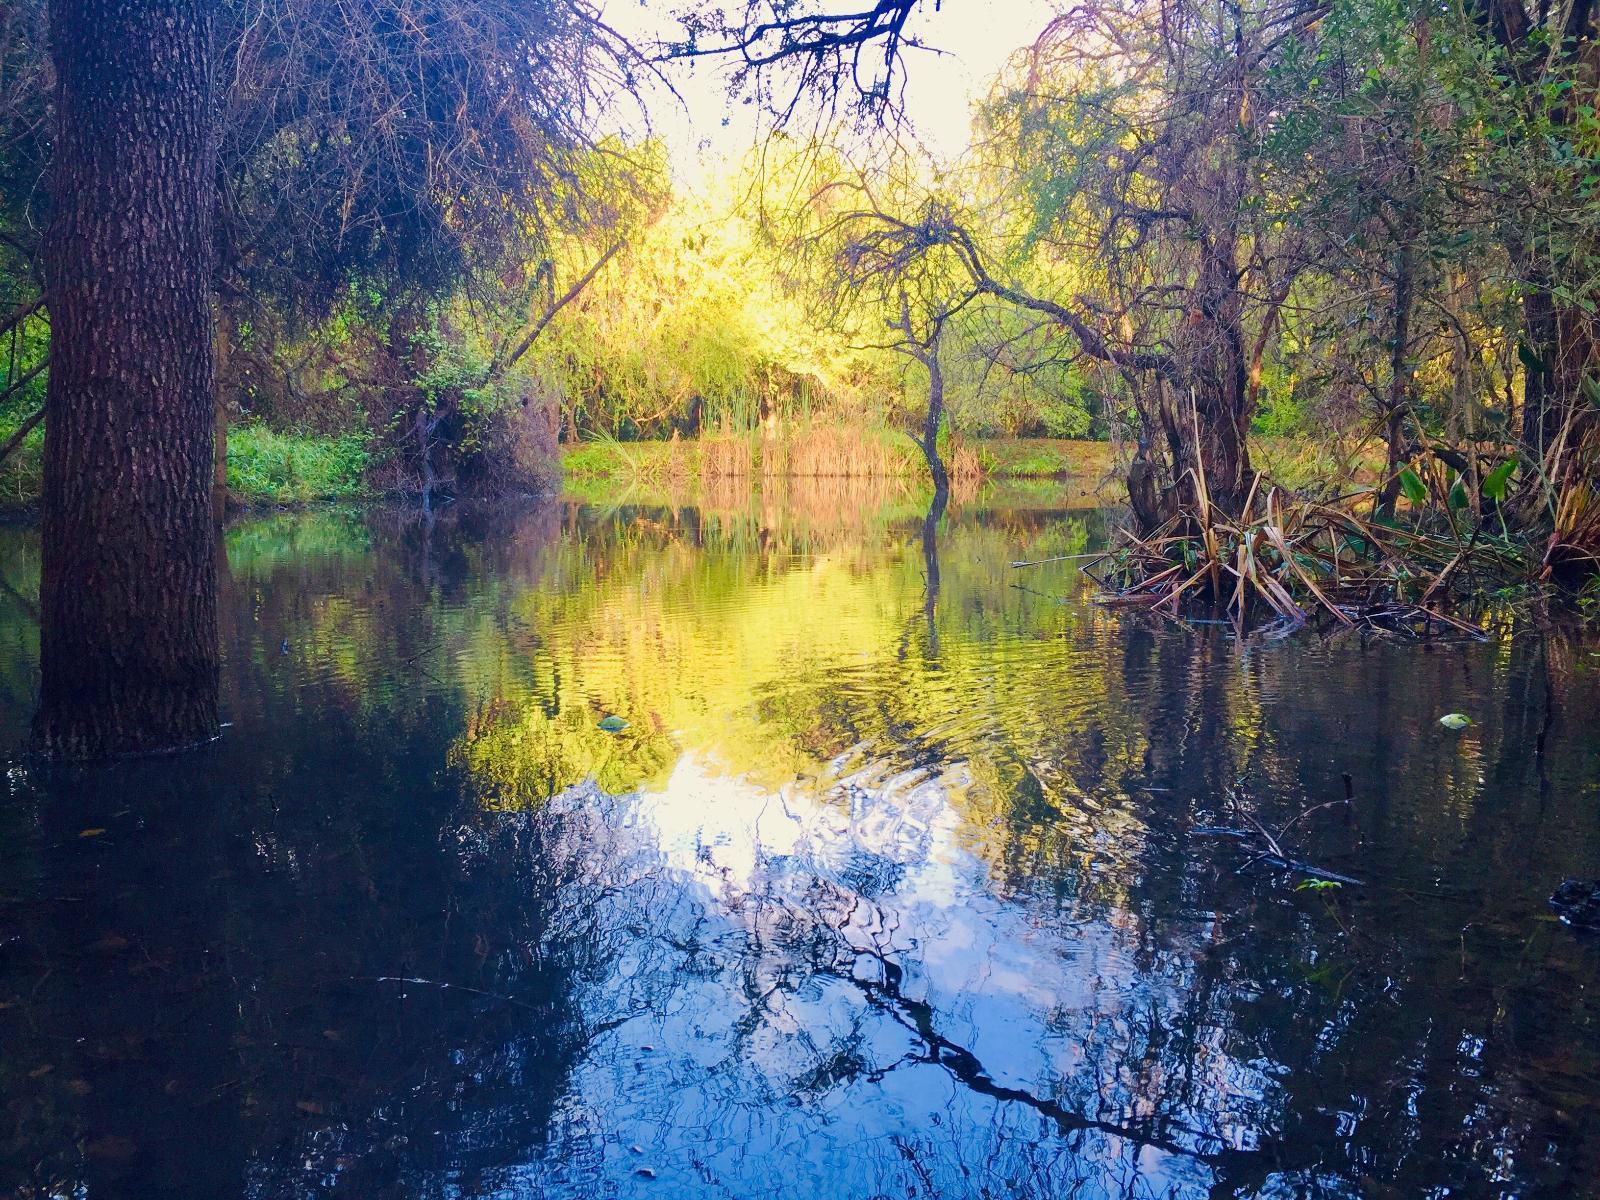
xmin=520 ymin=753 xmax=1275 ymax=1198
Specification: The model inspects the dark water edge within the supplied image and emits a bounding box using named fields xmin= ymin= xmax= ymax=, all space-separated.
xmin=1 ymin=496 xmax=1598 ymax=1199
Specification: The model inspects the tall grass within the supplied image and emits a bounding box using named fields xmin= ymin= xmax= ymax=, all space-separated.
xmin=568 ymin=420 xmax=945 ymax=486
xmin=227 ymin=425 xmax=372 ymax=504
xmin=759 ymin=418 xmax=919 ymax=479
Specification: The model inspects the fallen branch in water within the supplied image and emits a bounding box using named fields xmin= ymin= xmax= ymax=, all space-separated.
xmin=351 ymin=974 xmax=548 ymax=1013
xmin=1195 ymin=776 xmax=1362 ymax=886
xmin=1008 ymin=552 xmax=1106 ymax=567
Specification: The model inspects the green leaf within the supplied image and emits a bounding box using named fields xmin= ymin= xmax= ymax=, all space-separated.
xmin=1482 ymin=459 xmax=1516 ymax=501
xmin=1398 ymin=467 xmax=1427 ymax=508
xmin=1439 ymin=712 xmax=1472 ymax=730
xmin=1295 ymin=878 xmax=1343 ymax=892
xmin=597 ymin=715 xmax=629 ymax=733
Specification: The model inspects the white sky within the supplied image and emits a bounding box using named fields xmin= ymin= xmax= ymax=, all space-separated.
xmin=601 ymin=1 xmax=1061 ymax=185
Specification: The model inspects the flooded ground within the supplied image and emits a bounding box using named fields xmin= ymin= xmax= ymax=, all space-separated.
xmin=1 ymin=492 xmax=1598 ymax=1198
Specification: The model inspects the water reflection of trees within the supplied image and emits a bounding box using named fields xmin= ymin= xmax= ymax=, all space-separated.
xmin=4 ymin=499 xmax=1599 ymax=1196
xmin=0 ymin=700 xmax=682 ymax=1197
xmin=425 ymin=498 xmax=1599 ymax=1193
xmin=563 ymin=620 xmax=1599 ymax=1195
xmin=1 ymin=503 xmax=642 ymax=1198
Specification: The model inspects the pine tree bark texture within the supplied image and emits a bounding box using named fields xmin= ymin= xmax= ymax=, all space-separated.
xmin=34 ymin=0 xmax=220 ymax=757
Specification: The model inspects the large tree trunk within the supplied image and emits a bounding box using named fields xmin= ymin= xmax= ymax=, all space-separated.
xmin=1185 ymin=229 xmax=1253 ymax=519
xmin=34 ymin=0 xmax=220 ymax=758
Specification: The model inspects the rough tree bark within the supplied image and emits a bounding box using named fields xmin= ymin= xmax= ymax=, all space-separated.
xmin=34 ymin=0 xmax=220 ymax=757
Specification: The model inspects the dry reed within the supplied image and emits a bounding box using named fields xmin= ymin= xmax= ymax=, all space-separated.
xmin=1083 ymin=474 xmax=1502 ymax=638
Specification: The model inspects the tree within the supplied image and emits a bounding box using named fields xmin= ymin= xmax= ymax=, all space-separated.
xmin=1467 ymin=0 xmax=1600 ymax=468
xmin=971 ymin=0 xmax=1319 ymax=528
xmin=214 ymin=0 xmax=649 ymax=502
xmin=823 ymin=178 xmax=976 ymax=506
xmin=32 ymin=0 xmax=220 ymax=757
xmin=24 ymin=0 xmax=649 ymax=756
xmin=887 ymin=290 xmax=951 ymax=505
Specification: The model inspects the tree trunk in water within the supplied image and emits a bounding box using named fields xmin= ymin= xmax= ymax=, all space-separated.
xmin=919 ymin=334 xmax=949 ymax=506
xmin=1186 ymin=230 xmax=1252 ymax=519
xmin=34 ymin=0 xmax=219 ymax=758
xmin=918 ymin=346 xmax=945 ymax=659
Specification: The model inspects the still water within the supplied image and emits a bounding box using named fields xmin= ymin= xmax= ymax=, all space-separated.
xmin=1 ymin=489 xmax=1598 ymax=1198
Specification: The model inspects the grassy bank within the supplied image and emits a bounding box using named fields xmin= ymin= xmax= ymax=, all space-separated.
xmin=225 ymin=426 xmax=372 ymax=505
xmin=0 ymin=421 xmax=374 ymax=511
xmin=0 ymin=424 xmax=1365 ymax=515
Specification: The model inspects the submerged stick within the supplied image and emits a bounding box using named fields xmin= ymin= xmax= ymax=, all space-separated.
xmin=1009 ymin=552 xmax=1107 ymax=567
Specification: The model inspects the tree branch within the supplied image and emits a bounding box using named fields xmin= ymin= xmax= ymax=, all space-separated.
xmin=0 ymin=402 xmax=45 ymax=469
xmin=492 ymin=240 xmax=624 ymax=377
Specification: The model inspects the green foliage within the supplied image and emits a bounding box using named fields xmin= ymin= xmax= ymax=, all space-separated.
xmin=224 ymin=510 xmax=373 ymax=578
xmin=226 ymin=425 xmax=372 ymax=505
xmin=1295 ymin=878 xmax=1344 ymax=893
xmin=522 ymin=164 xmax=899 ymax=440
xmin=0 ymin=298 xmax=49 ymax=509
xmin=1251 ymin=367 xmax=1311 ymax=438
xmin=1578 ymin=575 xmax=1600 ymax=624
xmin=976 ymin=439 xmax=1112 ymax=480
xmin=1482 ymin=460 xmax=1517 ymax=502
xmin=1398 ymin=468 xmax=1428 ymax=509
xmin=0 ymin=404 xmax=44 ymax=508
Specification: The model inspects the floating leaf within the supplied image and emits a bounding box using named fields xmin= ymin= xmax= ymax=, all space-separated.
xmin=78 ymin=828 xmax=106 ymax=839
xmin=1398 ymin=467 xmax=1427 ymax=508
xmin=1295 ymin=878 xmax=1343 ymax=892
xmin=597 ymin=715 xmax=628 ymax=733
xmin=1439 ymin=712 xmax=1472 ymax=730
xmin=1482 ymin=459 xmax=1516 ymax=501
